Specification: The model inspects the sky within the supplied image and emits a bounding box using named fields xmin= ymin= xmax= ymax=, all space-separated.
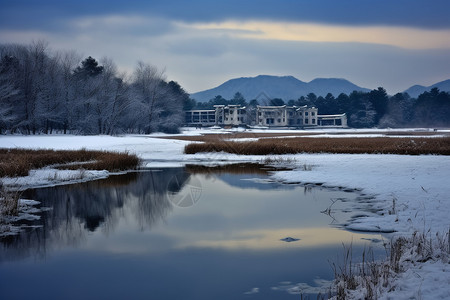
xmin=1 ymin=0 xmax=450 ymax=95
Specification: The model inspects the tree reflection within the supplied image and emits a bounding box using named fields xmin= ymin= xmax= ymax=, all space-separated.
xmin=0 ymin=168 xmax=189 ymax=261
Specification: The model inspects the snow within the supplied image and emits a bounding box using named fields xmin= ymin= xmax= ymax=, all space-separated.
xmin=272 ymin=279 xmax=334 ymax=295
xmin=1 ymin=168 xmax=110 ymax=189
xmin=1 ymin=129 xmax=448 ymax=234
xmin=378 ymin=259 xmax=450 ymax=299
xmin=1 ymin=127 xmax=449 ymax=297
xmin=271 ymin=154 xmax=450 ymax=235
xmin=243 ymin=287 xmax=259 ymax=295
xmin=0 ymin=199 xmax=51 ymax=237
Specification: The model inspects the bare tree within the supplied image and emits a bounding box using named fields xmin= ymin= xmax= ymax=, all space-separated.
xmin=0 ymin=51 xmax=21 ymax=133
xmin=132 ymin=62 xmax=168 ymax=133
xmin=59 ymin=50 xmax=81 ymax=134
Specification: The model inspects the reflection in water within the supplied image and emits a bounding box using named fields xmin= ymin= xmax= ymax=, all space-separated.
xmin=186 ymin=163 xmax=290 ymax=175
xmin=0 ymin=164 xmax=383 ymax=300
xmin=0 ymin=168 xmax=188 ymax=261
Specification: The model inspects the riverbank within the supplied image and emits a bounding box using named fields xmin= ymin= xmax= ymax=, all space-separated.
xmin=0 ymin=128 xmax=449 ymax=298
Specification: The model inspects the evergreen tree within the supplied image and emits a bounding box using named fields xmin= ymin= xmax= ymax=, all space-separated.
xmin=231 ymin=92 xmax=246 ymax=106
xmin=270 ymin=98 xmax=285 ymax=106
xmin=73 ymin=56 xmax=104 ymax=78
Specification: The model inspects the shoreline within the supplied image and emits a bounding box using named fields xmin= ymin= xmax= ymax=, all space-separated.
xmin=0 ymin=128 xmax=449 ymax=298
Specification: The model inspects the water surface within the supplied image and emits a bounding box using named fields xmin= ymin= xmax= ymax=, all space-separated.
xmin=0 ymin=165 xmax=382 ymax=299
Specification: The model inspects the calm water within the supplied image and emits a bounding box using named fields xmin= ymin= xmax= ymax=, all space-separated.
xmin=0 ymin=165 xmax=382 ymax=299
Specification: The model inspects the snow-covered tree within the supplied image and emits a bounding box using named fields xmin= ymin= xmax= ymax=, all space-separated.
xmin=132 ymin=62 xmax=168 ymax=133
xmin=0 ymin=42 xmax=187 ymax=135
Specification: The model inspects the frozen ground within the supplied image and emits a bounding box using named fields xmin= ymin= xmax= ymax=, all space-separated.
xmin=1 ymin=127 xmax=449 ymax=298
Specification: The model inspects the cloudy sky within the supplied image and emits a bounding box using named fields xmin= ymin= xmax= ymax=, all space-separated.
xmin=1 ymin=0 xmax=450 ymax=94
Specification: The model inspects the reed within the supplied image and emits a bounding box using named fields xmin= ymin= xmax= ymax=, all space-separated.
xmin=0 ymin=148 xmax=140 ymax=177
xmin=184 ymin=137 xmax=450 ymax=155
xmin=0 ymin=184 xmax=21 ymax=216
xmin=331 ymin=230 xmax=450 ymax=299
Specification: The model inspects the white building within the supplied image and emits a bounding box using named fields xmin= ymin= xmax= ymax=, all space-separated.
xmin=185 ymin=105 xmax=347 ymax=128
xmin=257 ymin=105 xmax=318 ymax=127
xmin=317 ymin=114 xmax=347 ymax=127
xmin=185 ymin=109 xmax=216 ymax=126
xmin=214 ymin=105 xmax=246 ymax=126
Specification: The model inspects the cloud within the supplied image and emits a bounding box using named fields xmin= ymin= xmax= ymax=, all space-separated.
xmin=1 ymin=1 xmax=449 ymax=95
xmin=192 ymin=20 xmax=450 ymax=50
xmin=2 ymin=0 xmax=450 ymax=30
xmin=166 ymin=37 xmax=229 ymax=57
xmin=165 ymin=37 xmax=450 ymax=94
xmin=68 ymin=15 xmax=174 ymax=37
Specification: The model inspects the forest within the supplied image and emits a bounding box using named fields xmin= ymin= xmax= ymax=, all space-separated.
xmin=190 ymin=87 xmax=450 ymax=128
xmin=0 ymin=41 xmax=190 ymax=135
xmin=1 ymin=41 xmax=450 ymax=134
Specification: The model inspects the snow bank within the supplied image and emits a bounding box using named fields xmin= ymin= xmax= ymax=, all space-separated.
xmin=0 ymin=199 xmax=51 ymax=237
xmin=271 ymin=154 xmax=450 ymax=235
xmin=1 ymin=168 xmax=110 ymax=190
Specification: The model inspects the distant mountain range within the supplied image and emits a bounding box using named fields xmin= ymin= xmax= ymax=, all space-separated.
xmin=190 ymin=75 xmax=450 ymax=102
xmin=403 ymin=79 xmax=450 ymax=98
xmin=190 ymin=75 xmax=369 ymax=102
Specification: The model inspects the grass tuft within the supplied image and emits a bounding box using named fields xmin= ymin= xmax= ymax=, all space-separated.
xmin=0 ymin=148 xmax=140 ymax=177
xmin=0 ymin=184 xmax=21 ymax=216
xmin=331 ymin=230 xmax=450 ymax=299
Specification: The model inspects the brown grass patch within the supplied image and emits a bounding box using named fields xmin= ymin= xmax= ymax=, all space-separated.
xmin=184 ymin=137 xmax=450 ymax=155
xmin=0 ymin=149 xmax=140 ymax=177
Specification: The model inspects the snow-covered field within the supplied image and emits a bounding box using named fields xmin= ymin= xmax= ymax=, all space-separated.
xmin=1 ymin=127 xmax=449 ymax=298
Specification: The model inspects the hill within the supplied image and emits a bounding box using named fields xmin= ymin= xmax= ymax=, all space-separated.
xmin=404 ymin=79 xmax=450 ymax=98
xmin=190 ymin=75 xmax=370 ymax=102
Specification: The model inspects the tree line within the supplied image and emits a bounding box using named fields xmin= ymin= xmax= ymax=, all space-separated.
xmin=2 ymin=41 xmax=449 ymax=133
xmin=0 ymin=41 xmax=190 ymax=135
xmin=189 ymin=88 xmax=450 ymax=128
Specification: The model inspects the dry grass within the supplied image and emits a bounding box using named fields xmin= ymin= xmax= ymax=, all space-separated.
xmin=0 ymin=185 xmax=21 ymax=216
xmin=185 ymin=137 xmax=450 ymax=155
xmin=332 ymin=230 xmax=450 ymax=299
xmin=0 ymin=148 xmax=140 ymax=177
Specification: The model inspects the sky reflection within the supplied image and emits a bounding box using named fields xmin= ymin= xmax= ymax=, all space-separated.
xmin=0 ymin=167 xmax=383 ymax=299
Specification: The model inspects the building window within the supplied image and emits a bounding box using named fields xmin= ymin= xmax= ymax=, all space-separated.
xmin=312 ymin=112 xmax=315 ymax=116
xmin=305 ymin=112 xmax=309 ymax=116
xmin=278 ymin=118 xmax=281 ymax=123
xmin=305 ymin=119 xmax=309 ymax=124
xmin=312 ymin=119 xmax=316 ymax=124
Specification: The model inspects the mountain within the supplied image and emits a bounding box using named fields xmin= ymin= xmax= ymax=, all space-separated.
xmin=190 ymin=75 xmax=370 ymax=102
xmin=404 ymin=79 xmax=450 ymax=98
